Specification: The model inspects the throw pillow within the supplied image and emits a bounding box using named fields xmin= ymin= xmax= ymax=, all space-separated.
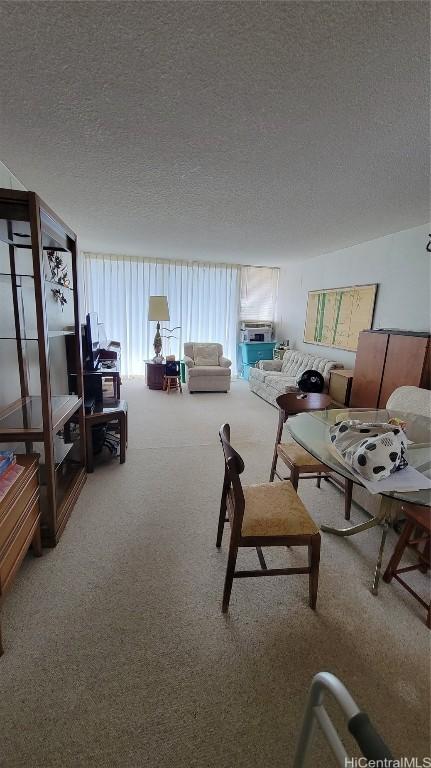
xmin=194 ymin=344 xmax=219 ymax=366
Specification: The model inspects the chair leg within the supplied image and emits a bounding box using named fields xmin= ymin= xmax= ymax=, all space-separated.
xmin=270 ymin=447 xmax=278 ymax=482
xmin=119 ymin=414 xmax=126 ymax=464
xmin=290 ymin=466 xmax=299 ymax=491
xmin=316 ymin=472 xmax=321 ymax=489
xmin=344 ymin=478 xmax=353 ymax=521
xmin=383 ymin=519 xmax=415 ymax=583
xmin=256 ymin=546 xmax=267 ymax=570
xmin=217 ymin=480 xmax=229 ymax=548
xmin=308 ymin=534 xmax=321 ymax=610
xmin=222 ymin=541 xmax=238 ymax=613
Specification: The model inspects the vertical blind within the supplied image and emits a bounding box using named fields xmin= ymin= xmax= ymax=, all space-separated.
xmin=83 ymin=253 xmax=241 ymax=375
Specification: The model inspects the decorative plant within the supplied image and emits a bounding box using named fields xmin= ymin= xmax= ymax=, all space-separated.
xmin=162 ymin=326 xmax=181 ymax=357
xmin=47 ymin=249 xmax=70 ymax=309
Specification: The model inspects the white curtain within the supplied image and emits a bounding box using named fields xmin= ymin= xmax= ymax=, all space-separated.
xmin=83 ymin=253 xmax=241 ymax=376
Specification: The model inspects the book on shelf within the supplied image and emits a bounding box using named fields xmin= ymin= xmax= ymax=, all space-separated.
xmin=0 ymin=449 xmax=16 ymax=477
xmin=0 ymin=462 xmax=24 ymax=503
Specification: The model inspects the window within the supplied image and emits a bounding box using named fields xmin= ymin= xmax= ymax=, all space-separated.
xmin=240 ymin=266 xmax=279 ymax=322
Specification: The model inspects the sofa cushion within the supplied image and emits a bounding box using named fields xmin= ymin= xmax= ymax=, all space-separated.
xmin=248 ymin=367 xmax=268 ymax=384
xmin=188 ymin=365 xmax=230 ymax=378
xmin=264 ymin=375 xmax=299 ymax=394
xmin=193 ymin=344 xmax=219 ymax=366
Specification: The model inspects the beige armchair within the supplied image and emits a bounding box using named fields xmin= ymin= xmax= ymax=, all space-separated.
xmin=183 ymin=342 xmax=231 ymax=393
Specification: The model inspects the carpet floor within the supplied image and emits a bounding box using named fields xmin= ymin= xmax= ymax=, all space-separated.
xmin=1 ymin=379 xmax=429 ymax=767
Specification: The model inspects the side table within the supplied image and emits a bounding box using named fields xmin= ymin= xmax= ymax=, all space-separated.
xmin=145 ymin=361 xmax=166 ymax=390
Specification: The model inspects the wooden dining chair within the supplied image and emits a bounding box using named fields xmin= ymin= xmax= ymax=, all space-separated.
xmin=269 ymin=392 xmax=353 ymax=521
xmin=383 ymin=503 xmax=430 ymax=628
xmin=217 ymin=423 xmax=321 ymax=613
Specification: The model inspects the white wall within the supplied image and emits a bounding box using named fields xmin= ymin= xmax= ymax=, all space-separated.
xmin=276 ymin=224 xmax=431 ymax=368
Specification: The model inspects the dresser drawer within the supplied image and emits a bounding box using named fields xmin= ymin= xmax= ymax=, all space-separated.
xmin=0 ymin=470 xmax=38 ymax=549
xmin=239 ymin=343 xmax=276 ymax=365
xmin=0 ymin=492 xmax=40 ymax=592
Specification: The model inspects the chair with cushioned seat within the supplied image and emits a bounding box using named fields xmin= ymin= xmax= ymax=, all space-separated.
xmin=217 ymin=423 xmax=321 ymax=613
xmin=270 ymin=392 xmax=353 ymax=521
xmin=183 ymin=342 xmax=231 ymax=393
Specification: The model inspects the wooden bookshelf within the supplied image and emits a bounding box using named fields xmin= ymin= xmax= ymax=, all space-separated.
xmin=0 ymin=190 xmax=86 ymax=546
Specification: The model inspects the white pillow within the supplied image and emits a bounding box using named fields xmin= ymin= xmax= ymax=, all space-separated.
xmin=329 ymin=420 xmax=408 ymax=481
xmin=194 ymin=344 xmax=219 ymax=366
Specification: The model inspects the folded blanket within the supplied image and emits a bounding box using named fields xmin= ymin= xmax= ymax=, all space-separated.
xmin=329 ymin=420 xmax=408 ymax=481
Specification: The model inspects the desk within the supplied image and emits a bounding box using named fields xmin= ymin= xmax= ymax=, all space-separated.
xmin=287 ymin=407 xmax=431 ymax=593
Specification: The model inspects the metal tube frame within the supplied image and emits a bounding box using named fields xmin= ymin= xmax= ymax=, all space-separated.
xmin=293 ymin=672 xmax=360 ymax=768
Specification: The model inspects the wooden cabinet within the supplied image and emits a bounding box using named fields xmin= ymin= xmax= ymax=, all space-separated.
xmin=350 ymin=330 xmax=430 ymax=409
xmin=350 ymin=333 xmax=389 ymax=408
xmin=378 ymin=334 xmax=430 ymax=407
xmin=0 ymin=455 xmax=41 ymax=655
xmin=0 ymin=189 xmax=87 ymax=546
xmin=238 ymin=342 xmax=277 ymax=379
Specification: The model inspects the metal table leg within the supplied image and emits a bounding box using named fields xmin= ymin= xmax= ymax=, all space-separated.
xmin=321 ymin=495 xmax=393 ymax=595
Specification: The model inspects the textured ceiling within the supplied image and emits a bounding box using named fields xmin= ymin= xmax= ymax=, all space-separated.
xmin=0 ymin=1 xmax=429 ymax=265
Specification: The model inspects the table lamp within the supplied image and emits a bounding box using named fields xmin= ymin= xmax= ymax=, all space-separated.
xmin=148 ymin=295 xmax=170 ymax=361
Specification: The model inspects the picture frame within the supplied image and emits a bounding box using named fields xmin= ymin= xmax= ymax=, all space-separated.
xmin=303 ymin=283 xmax=378 ymax=352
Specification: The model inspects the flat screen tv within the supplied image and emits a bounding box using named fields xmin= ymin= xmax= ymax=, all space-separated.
xmin=85 ymin=312 xmax=100 ymax=370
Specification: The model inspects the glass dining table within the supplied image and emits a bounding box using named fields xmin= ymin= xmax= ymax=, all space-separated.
xmin=286 ymin=407 xmax=431 ymax=594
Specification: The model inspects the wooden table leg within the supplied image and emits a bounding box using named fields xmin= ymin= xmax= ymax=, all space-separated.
xmin=119 ymin=414 xmax=126 ymax=464
xmin=86 ymin=422 xmax=94 ymax=473
xmin=32 ymin=523 xmax=43 ymax=557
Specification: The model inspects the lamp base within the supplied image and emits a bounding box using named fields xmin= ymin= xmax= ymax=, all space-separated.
xmin=153 ymin=322 xmax=163 ymax=360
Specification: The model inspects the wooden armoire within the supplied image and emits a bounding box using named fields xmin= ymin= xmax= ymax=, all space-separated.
xmin=350 ymin=330 xmax=430 ymax=408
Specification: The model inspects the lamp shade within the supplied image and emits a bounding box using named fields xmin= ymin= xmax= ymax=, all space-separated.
xmin=148 ymin=295 xmax=170 ymax=322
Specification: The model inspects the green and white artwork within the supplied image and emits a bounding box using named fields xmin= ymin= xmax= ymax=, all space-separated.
xmin=304 ymin=284 xmax=377 ymax=351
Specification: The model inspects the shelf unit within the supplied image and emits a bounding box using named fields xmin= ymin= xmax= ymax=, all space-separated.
xmin=0 ymin=189 xmax=86 ymax=546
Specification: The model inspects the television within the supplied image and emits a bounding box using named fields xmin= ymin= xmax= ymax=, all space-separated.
xmin=85 ymin=312 xmax=100 ymax=370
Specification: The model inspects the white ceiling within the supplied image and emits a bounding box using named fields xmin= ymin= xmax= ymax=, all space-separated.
xmin=0 ymin=1 xmax=429 ymax=265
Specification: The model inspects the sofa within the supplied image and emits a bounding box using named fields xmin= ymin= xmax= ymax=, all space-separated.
xmin=249 ymin=348 xmax=342 ymax=406
xmin=183 ymin=342 xmax=231 ymax=393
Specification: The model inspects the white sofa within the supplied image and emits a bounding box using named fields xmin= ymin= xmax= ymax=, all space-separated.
xmin=184 ymin=342 xmax=231 ymax=393
xmin=249 ymin=348 xmax=342 ymax=406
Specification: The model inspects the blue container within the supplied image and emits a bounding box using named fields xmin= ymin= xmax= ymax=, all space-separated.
xmin=238 ymin=342 xmax=277 ymax=379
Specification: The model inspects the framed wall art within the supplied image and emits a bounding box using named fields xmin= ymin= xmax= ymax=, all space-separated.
xmin=303 ymin=284 xmax=378 ymax=352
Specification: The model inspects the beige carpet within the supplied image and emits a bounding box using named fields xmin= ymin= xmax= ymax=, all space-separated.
xmin=1 ymin=379 xmax=429 ymax=767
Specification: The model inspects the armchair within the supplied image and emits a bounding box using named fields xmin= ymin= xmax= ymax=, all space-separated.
xmin=183 ymin=342 xmax=231 ymax=393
